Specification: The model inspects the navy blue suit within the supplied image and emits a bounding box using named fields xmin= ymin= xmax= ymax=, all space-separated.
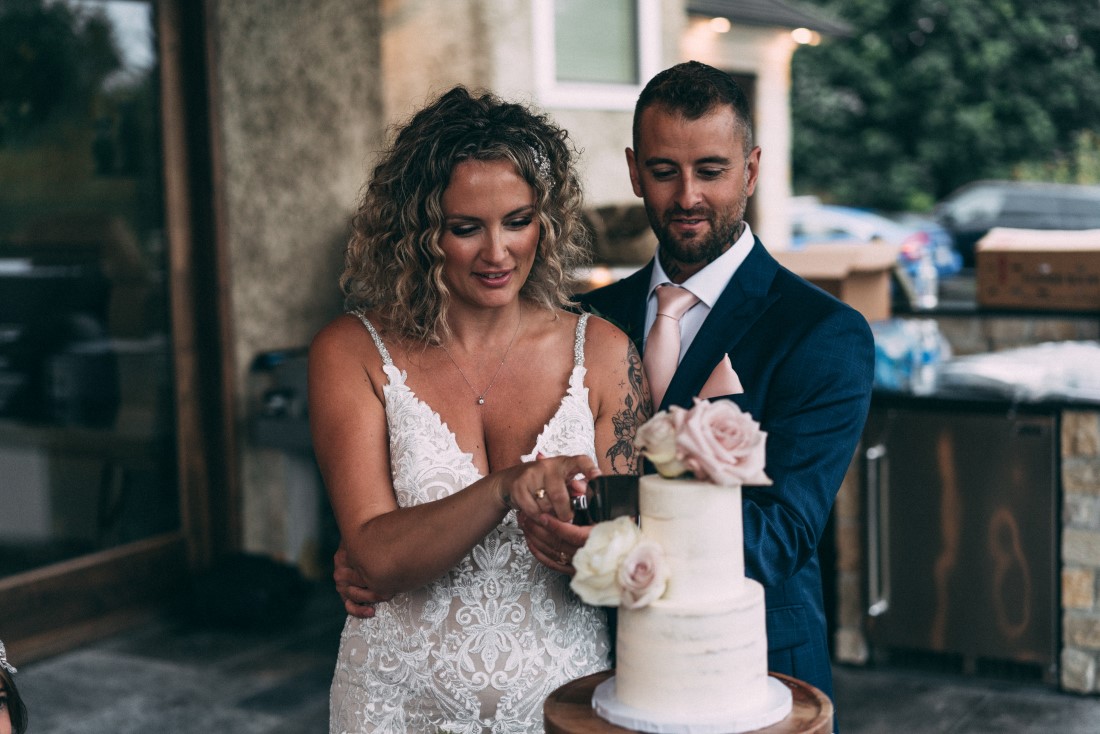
xmin=578 ymin=238 xmax=875 ymax=702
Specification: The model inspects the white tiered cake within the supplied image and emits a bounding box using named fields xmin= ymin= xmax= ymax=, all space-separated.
xmin=591 ymin=475 xmax=792 ymax=733
xmin=571 ymin=399 xmax=792 ymax=733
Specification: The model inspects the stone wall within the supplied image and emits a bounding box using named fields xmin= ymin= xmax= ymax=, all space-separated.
xmin=935 ymin=314 xmax=1100 ymax=356
xmin=832 ymin=453 xmax=868 ymax=665
xmin=1062 ymin=410 xmax=1100 ymax=693
xmin=207 ymin=0 xmax=383 ymax=570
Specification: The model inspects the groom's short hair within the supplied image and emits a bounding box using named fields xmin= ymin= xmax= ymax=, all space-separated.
xmin=633 ymin=61 xmax=754 ymax=154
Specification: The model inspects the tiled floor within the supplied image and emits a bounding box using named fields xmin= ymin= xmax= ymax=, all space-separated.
xmin=11 ymin=584 xmax=1100 ymax=733
xmin=834 ymin=663 xmax=1100 ymax=734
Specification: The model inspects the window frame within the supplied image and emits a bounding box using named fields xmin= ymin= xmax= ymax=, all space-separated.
xmin=532 ymin=0 xmax=662 ymax=110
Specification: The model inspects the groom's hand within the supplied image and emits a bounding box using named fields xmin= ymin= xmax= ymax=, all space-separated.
xmin=334 ymin=542 xmax=393 ymax=618
xmin=517 ymin=511 xmax=591 ymax=575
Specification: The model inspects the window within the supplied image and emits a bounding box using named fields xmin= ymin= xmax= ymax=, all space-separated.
xmin=533 ymin=0 xmax=661 ymax=110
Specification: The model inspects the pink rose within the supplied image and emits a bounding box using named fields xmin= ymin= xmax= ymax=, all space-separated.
xmin=618 ymin=539 xmax=669 ymax=609
xmin=676 ymin=398 xmax=772 ymax=487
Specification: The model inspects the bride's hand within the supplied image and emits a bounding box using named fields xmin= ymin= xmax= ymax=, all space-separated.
xmin=518 ymin=511 xmax=591 ymax=574
xmin=495 ymin=454 xmax=600 ymax=523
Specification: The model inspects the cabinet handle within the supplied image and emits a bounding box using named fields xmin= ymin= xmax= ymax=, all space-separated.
xmin=865 ymin=443 xmax=890 ymax=617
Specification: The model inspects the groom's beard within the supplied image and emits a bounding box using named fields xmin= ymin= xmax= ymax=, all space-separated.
xmin=645 ymin=199 xmax=747 ymax=269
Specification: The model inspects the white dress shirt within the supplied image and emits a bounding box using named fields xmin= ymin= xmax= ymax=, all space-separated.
xmin=644 ymin=224 xmax=756 ymax=362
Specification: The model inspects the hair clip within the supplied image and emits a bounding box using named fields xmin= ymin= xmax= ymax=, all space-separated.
xmin=0 ymin=639 xmax=16 ymax=675
xmin=529 ymin=144 xmax=553 ymax=186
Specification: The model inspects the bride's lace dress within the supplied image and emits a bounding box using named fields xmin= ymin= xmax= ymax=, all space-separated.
xmin=330 ymin=312 xmax=611 ymax=734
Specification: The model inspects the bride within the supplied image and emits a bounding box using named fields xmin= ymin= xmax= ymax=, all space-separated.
xmin=309 ymin=86 xmax=648 ymax=733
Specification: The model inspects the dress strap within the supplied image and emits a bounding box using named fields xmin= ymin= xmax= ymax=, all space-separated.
xmin=573 ymin=312 xmax=590 ymax=367
xmin=350 ymin=310 xmax=394 ymax=366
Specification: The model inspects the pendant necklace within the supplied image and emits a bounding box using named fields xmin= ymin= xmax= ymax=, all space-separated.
xmin=440 ymin=313 xmax=522 ymax=405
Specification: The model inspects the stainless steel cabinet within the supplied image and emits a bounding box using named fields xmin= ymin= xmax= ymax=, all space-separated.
xmin=862 ymin=400 xmax=1059 ymax=678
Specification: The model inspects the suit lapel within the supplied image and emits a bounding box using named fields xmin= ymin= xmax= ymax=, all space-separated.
xmin=662 ymin=239 xmax=781 ymax=409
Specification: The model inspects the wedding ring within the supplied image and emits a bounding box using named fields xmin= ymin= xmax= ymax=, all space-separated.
xmin=534 ymin=488 xmax=547 ymax=500
xmin=559 ymin=551 xmax=568 ymax=564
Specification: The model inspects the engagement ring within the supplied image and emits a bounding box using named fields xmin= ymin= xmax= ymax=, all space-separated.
xmin=534 ymin=488 xmax=547 ymax=500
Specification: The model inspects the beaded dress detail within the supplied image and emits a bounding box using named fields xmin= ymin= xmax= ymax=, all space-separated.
xmin=330 ymin=312 xmax=610 ymax=734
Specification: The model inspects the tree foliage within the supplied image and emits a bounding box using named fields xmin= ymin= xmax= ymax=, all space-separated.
xmin=0 ymin=0 xmax=122 ymax=145
xmin=791 ymin=0 xmax=1100 ymax=210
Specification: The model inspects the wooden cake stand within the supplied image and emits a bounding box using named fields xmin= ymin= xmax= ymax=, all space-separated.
xmin=544 ymin=670 xmax=833 ymax=734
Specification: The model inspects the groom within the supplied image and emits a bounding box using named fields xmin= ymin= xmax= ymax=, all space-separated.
xmin=551 ymin=61 xmax=873 ymax=704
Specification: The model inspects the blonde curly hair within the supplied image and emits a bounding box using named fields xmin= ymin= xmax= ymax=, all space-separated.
xmin=341 ymin=86 xmax=591 ymax=344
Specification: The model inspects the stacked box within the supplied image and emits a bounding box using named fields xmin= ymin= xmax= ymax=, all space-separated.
xmin=977 ymin=228 xmax=1100 ymax=311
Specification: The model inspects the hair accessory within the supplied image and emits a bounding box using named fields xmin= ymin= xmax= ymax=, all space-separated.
xmin=529 ymin=144 xmax=553 ymax=185
xmin=0 ymin=639 xmax=16 ymax=675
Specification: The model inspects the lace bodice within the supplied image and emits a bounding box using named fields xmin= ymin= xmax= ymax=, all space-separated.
xmin=330 ymin=312 xmax=610 ymax=734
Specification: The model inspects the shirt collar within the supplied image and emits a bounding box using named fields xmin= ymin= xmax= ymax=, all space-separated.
xmin=647 ymin=223 xmax=755 ymax=308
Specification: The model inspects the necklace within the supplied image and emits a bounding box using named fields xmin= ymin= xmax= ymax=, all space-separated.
xmin=440 ymin=313 xmax=522 ymax=405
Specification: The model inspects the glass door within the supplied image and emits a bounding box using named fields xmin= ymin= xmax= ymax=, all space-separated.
xmin=0 ymin=0 xmax=222 ymax=661
xmin=0 ymin=0 xmax=177 ymax=573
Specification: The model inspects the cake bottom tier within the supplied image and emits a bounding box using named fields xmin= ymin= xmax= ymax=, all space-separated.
xmin=616 ymin=578 xmax=768 ymax=719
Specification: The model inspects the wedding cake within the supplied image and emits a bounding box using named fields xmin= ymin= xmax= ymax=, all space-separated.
xmin=571 ymin=399 xmax=792 ymax=733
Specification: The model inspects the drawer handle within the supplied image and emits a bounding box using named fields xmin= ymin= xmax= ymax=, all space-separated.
xmin=866 ymin=443 xmax=890 ymax=618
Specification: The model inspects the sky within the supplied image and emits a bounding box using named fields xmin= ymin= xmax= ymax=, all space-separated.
xmin=90 ymin=0 xmax=154 ymax=72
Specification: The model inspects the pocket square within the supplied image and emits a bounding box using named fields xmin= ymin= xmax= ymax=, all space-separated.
xmin=698 ymin=354 xmax=743 ymax=398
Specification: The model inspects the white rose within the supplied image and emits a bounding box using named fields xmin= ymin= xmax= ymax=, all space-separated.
xmin=618 ymin=539 xmax=669 ymax=609
xmin=635 ymin=409 xmax=688 ymax=478
xmin=570 ymin=516 xmax=642 ymax=606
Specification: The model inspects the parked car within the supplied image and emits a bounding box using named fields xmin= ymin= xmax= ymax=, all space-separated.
xmin=790 ymin=198 xmax=963 ymax=279
xmin=933 ymin=180 xmax=1100 ymax=266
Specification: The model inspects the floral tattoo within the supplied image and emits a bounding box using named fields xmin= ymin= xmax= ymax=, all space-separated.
xmin=607 ymin=341 xmax=651 ymax=474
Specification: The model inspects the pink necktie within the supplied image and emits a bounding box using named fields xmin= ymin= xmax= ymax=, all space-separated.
xmin=644 ymin=284 xmax=699 ymax=407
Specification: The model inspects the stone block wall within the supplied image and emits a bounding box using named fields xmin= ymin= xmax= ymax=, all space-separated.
xmin=832 ymin=452 xmax=868 ymax=665
xmin=934 ymin=314 xmax=1099 ymax=356
xmin=1062 ymin=410 xmax=1100 ymax=694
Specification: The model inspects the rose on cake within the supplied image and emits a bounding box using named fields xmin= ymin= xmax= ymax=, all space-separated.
xmin=570 ymin=398 xmax=770 ymax=609
xmin=618 ymin=538 xmax=668 ymax=608
xmin=571 ymin=517 xmax=669 ymax=609
xmin=636 ymin=397 xmax=771 ymax=486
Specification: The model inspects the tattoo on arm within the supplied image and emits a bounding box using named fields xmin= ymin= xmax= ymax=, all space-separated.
xmin=606 ymin=341 xmax=651 ymax=474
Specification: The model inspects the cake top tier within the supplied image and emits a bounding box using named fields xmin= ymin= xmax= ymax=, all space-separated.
xmin=638 ymin=475 xmax=745 ymax=601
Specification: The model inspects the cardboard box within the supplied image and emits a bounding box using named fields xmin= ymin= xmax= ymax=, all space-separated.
xmin=976 ymin=228 xmax=1100 ymax=311
xmin=772 ymin=244 xmax=899 ymax=323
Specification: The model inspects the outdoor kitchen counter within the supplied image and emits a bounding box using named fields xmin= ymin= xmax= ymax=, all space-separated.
xmin=831 ymin=387 xmax=1100 ymax=695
